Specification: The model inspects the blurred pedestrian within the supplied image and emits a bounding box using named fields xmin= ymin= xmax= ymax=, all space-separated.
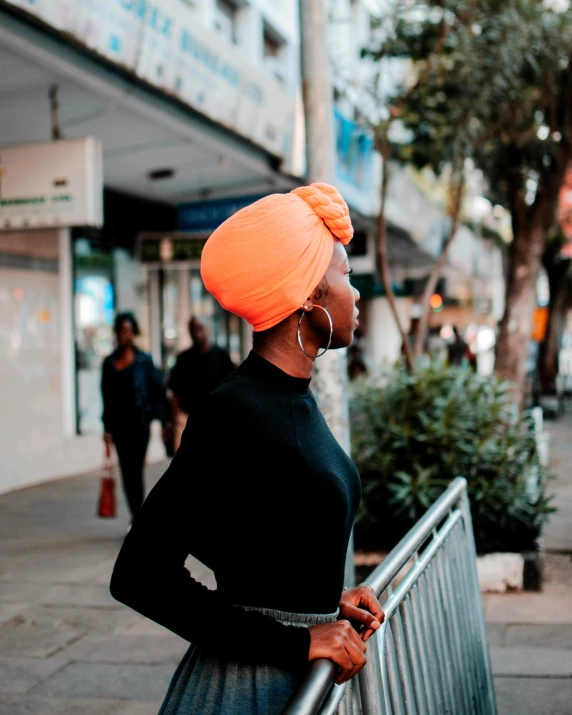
xmin=447 ymin=326 xmax=470 ymax=366
xmin=101 ymin=313 xmax=169 ymax=523
xmin=168 ymin=316 xmax=235 ymax=453
xmin=110 ymin=184 xmax=384 ymax=714
xmin=427 ymin=327 xmax=448 ymax=362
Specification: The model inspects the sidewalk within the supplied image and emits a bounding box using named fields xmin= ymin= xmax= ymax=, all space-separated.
xmin=0 ymin=461 xmax=215 ymax=715
xmin=0 ymin=416 xmax=571 ymax=714
xmin=485 ymin=409 xmax=572 ymax=715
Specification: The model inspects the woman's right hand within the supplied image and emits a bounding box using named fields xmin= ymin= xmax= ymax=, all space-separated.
xmin=308 ymin=620 xmax=367 ymax=685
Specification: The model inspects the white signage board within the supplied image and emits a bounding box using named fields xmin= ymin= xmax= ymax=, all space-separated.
xmin=6 ymin=0 xmax=297 ymax=162
xmin=0 ymin=138 xmax=103 ymax=230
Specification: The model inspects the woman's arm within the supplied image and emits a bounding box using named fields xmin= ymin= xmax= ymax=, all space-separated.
xmin=109 ymin=432 xmax=310 ymax=667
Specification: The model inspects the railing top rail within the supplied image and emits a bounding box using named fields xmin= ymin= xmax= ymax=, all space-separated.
xmin=363 ymin=476 xmax=467 ymax=597
xmin=283 ymin=477 xmax=468 ymax=715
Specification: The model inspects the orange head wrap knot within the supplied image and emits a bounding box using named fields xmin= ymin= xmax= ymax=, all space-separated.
xmin=291 ymin=183 xmax=354 ymax=245
xmin=201 ymin=183 xmax=353 ymax=332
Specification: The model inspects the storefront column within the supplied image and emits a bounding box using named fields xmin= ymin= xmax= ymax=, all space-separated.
xmin=176 ymin=268 xmax=191 ymax=352
xmin=59 ymin=228 xmax=76 ymax=438
xmin=149 ymin=269 xmax=162 ymax=366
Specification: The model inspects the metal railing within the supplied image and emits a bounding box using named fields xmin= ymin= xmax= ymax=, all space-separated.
xmin=283 ymin=477 xmax=497 ymax=715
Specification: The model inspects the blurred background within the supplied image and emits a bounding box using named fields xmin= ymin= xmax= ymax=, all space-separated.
xmin=1 ymin=1 xmax=572 ymax=713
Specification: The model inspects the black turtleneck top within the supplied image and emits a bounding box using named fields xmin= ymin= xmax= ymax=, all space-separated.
xmin=110 ymin=351 xmax=361 ymax=667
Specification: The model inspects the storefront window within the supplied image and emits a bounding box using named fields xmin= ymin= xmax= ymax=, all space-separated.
xmin=73 ymin=237 xmax=115 ymax=434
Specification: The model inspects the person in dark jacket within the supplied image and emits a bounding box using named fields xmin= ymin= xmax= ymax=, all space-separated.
xmin=169 ymin=316 xmax=235 ymax=453
xmin=102 ymin=312 xmax=168 ymax=522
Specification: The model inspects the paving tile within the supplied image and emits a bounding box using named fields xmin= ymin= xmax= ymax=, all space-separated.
xmin=485 ymin=592 xmax=572 ymax=624
xmin=0 ymin=693 xmax=163 ymax=715
xmin=0 ymin=656 xmax=68 ymax=694
xmin=12 ymin=605 xmax=140 ymax=634
xmin=58 ymin=633 xmax=188 ymax=664
xmin=490 ymin=647 xmax=572 ymax=677
xmin=0 ymin=601 xmax=26 ymax=624
xmin=29 ymin=662 xmax=174 ymax=702
xmin=505 ymin=624 xmax=572 ymax=650
xmin=485 ymin=623 xmax=505 ymax=647
xmin=494 ymin=677 xmax=572 ymax=715
xmin=0 ymin=622 xmax=85 ymax=658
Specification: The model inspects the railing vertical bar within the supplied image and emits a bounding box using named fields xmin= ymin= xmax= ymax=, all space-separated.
xmin=424 ymin=559 xmax=456 ymax=715
xmin=386 ymin=621 xmax=405 ymax=715
xmin=453 ymin=519 xmax=484 ymax=714
xmin=358 ymin=623 xmax=387 ymax=715
xmin=408 ymin=583 xmax=439 ymax=713
xmin=379 ymin=622 xmax=394 ymax=715
xmin=391 ymin=606 xmax=418 ymax=714
xmin=459 ymin=490 xmax=497 ymax=715
xmin=453 ymin=518 xmax=488 ymax=715
xmin=436 ymin=529 xmax=471 ymax=714
xmin=416 ymin=570 xmax=447 ymax=712
xmin=400 ymin=596 xmax=429 ymax=714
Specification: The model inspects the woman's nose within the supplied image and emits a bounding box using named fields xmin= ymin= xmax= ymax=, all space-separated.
xmin=353 ymin=287 xmax=360 ymax=303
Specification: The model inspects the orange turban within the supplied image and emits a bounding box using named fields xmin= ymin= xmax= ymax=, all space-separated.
xmin=200 ymin=183 xmax=353 ymax=332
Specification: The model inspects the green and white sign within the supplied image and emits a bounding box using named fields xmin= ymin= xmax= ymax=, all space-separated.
xmin=0 ymin=138 xmax=103 ymax=230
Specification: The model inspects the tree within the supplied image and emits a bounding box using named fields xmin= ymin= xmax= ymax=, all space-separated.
xmin=366 ymin=0 xmax=572 ymax=401
xmin=539 ymin=233 xmax=572 ymax=388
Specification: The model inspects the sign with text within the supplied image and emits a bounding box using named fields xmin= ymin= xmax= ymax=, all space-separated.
xmin=178 ymin=195 xmax=266 ymax=231
xmin=7 ymin=0 xmax=296 ymax=161
xmin=0 ymin=138 xmax=103 ymax=230
xmin=138 ymin=234 xmax=207 ymax=264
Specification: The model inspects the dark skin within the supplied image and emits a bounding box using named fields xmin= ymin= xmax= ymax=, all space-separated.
xmin=254 ymin=241 xmax=385 ymax=685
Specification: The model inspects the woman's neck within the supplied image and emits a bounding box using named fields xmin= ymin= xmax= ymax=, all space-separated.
xmin=252 ymin=320 xmax=315 ymax=379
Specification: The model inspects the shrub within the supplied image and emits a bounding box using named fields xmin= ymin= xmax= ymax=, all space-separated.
xmin=350 ymin=362 xmax=554 ymax=554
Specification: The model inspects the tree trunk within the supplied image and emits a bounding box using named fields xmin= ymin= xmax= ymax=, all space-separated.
xmin=375 ymin=141 xmax=414 ymax=373
xmin=414 ymin=174 xmax=464 ymax=357
xmin=540 ymin=258 xmax=570 ymax=389
xmin=495 ymin=221 xmax=546 ymax=400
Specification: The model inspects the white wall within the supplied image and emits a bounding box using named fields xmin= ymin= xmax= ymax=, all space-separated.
xmin=0 ymin=231 xmax=165 ymax=495
xmin=363 ymin=296 xmax=412 ymax=371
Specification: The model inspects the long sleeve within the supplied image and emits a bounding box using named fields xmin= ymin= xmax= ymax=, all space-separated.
xmin=109 ymin=427 xmax=311 ymax=667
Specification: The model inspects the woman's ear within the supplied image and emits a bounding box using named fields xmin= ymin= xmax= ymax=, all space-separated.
xmin=301 ymin=297 xmax=314 ymax=312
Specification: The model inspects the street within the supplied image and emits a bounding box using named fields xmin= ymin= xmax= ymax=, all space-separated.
xmin=0 ymin=410 xmax=571 ymax=714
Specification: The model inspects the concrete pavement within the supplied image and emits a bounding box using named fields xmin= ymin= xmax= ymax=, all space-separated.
xmin=0 ymin=410 xmax=571 ymax=714
xmin=483 ymin=409 xmax=572 ymax=715
xmin=0 ymin=461 xmax=215 ymax=714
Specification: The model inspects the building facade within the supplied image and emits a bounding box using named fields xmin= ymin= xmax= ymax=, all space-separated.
xmin=0 ymin=0 xmax=303 ymax=493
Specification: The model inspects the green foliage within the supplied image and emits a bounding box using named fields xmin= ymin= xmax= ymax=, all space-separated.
xmin=351 ymin=362 xmax=554 ymax=553
xmin=365 ymin=1 xmax=572 ymax=210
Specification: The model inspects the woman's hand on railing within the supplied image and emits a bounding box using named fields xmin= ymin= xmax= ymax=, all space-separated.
xmin=308 ymin=620 xmax=368 ymax=685
xmin=338 ymin=585 xmax=385 ymax=642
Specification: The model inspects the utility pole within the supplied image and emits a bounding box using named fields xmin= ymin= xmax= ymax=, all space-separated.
xmin=299 ymin=0 xmax=355 ymax=586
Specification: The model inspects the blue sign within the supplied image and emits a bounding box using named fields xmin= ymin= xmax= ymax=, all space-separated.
xmin=334 ymin=109 xmax=374 ymax=192
xmin=177 ymin=195 xmax=267 ymax=231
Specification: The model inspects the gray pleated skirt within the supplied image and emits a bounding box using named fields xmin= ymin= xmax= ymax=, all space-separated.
xmin=158 ymin=606 xmax=338 ymax=715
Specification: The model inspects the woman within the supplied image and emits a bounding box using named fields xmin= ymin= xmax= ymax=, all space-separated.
xmin=101 ymin=313 xmax=169 ymax=522
xmin=110 ymin=184 xmax=384 ymax=714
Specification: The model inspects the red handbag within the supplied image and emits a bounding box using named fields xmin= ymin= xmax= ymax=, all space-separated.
xmin=97 ymin=455 xmax=117 ymax=518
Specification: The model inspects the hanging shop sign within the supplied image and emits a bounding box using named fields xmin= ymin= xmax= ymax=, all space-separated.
xmin=178 ymin=194 xmax=266 ymax=231
xmin=0 ymin=138 xmax=103 ymax=231
xmin=138 ymin=233 xmax=207 ymax=264
xmin=6 ymin=0 xmax=296 ymax=162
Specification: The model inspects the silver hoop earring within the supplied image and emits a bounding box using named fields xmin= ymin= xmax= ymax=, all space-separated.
xmin=297 ymin=305 xmax=333 ymax=359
